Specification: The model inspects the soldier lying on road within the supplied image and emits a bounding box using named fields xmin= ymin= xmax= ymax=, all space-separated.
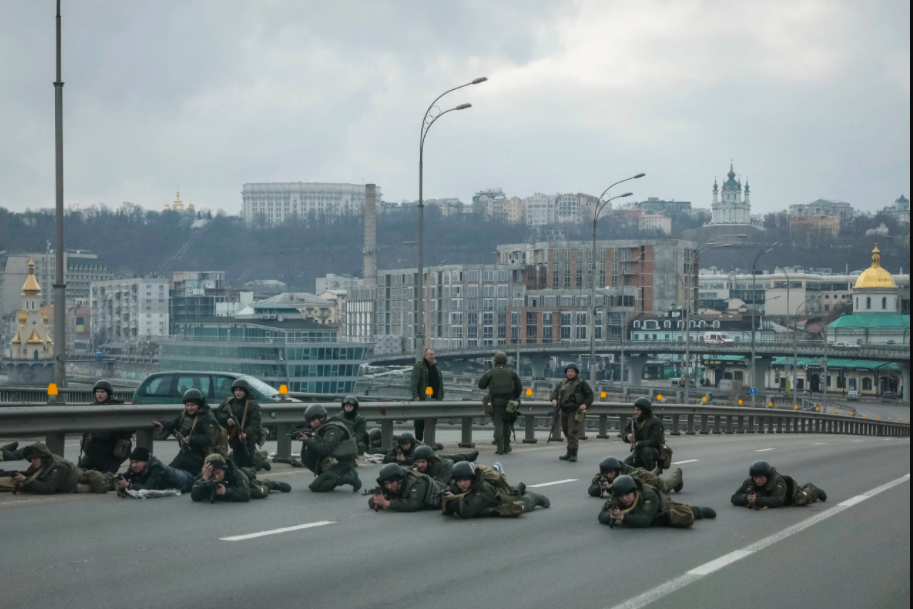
xmin=731 ymin=461 xmax=827 ymax=509
xmin=442 ymin=462 xmax=549 ymax=519
xmin=598 ymin=475 xmax=716 ymax=529
xmin=0 ymin=442 xmax=109 ymax=495
xmin=411 ymin=445 xmax=479 ymax=485
xmin=588 ymin=456 xmax=683 ymax=498
xmin=369 ymin=463 xmax=446 ymax=512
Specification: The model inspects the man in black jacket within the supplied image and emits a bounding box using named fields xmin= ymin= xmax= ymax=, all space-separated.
xmin=113 ymin=447 xmax=195 ymax=494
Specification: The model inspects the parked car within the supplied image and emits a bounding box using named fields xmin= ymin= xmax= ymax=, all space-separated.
xmin=133 ymin=372 xmax=298 ymax=405
xmin=846 ymin=388 xmax=860 ymax=400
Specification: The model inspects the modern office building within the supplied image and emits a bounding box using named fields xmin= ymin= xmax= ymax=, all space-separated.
xmin=169 ymin=271 xmax=250 ymax=333
xmin=241 ymin=182 xmax=381 ymax=224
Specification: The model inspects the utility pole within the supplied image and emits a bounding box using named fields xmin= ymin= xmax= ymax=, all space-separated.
xmin=53 ymin=0 xmax=68 ymax=391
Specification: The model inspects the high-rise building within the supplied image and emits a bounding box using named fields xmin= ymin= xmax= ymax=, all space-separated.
xmin=241 ymin=182 xmax=382 ymax=225
xmin=711 ymin=163 xmax=751 ymax=225
xmin=525 ymin=193 xmax=557 ymax=226
xmin=90 ymin=277 xmax=170 ymax=345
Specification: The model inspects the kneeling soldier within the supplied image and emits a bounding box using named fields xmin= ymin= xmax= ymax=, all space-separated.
xmin=442 ymin=462 xmax=550 ymax=519
xmin=589 ymin=456 xmax=683 ymax=498
xmin=369 ymin=463 xmax=444 ymax=512
xmin=152 ymin=389 xmax=220 ymax=476
xmin=78 ymin=380 xmax=134 ymax=474
xmin=331 ymin=396 xmax=370 ymax=455
xmin=411 ymin=445 xmax=480 ymax=485
xmin=367 ymin=428 xmax=383 ymax=452
xmin=622 ymin=397 xmax=666 ymax=471
xmin=294 ymin=404 xmax=362 ymax=493
xmin=113 ymin=447 xmax=195 ymax=494
xmin=731 ymin=461 xmax=827 ymax=510
xmin=598 ymin=475 xmax=716 ymax=529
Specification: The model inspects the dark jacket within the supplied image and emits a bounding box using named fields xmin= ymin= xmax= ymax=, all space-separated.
xmin=331 ymin=412 xmax=369 ymax=449
xmin=82 ymin=396 xmax=131 ymax=465
xmin=731 ymin=468 xmax=795 ymax=509
xmin=443 ymin=479 xmax=503 ymax=519
xmin=551 ymin=378 xmax=594 ymax=412
xmin=623 ymin=414 xmax=665 ymax=450
xmin=214 ymin=397 xmax=262 ymax=446
xmin=418 ymin=456 xmax=453 ymax=485
xmin=157 ymin=403 xmax=220 ymax=460
xmin=411 ymin=359 xmax=443 ymax=400
xmin=373 ymin=470 xmax=437 ymax=512
xmin=301 ymin=420 xmax=358 ymax=473
xmin=598 ymin=481 xmax=667 ymax=528
xmin=588 ymin=464 xmax=665 ymax=498
xmin=478 ymin=365 xmax=522 ymax=409
xmin=10 ymin=443 xmax=79 ymax=495
xmin=382 ymin=442 xmax=421 ymax=465
xmin=124 ymin=455 xmax=187 ymax=491
xmin=190 ymin=460 xmax=251 ymax=503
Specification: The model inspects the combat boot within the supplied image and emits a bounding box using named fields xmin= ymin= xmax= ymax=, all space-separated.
xmin=468 ymin=450 xmax=480 ymax=462
xmin=346 ymin=471 xmax=363 ymax=493
xmin=536 ymin=493 xmax=551 ymax=509
xmin=569 ymin=449 xmax=578 ymax=463
xmin=269 ymin=481 xmax=292 ymax=493
xmin=495 ymin=440 xmax=505 ymax=456
xmin=700 ymin=507 xmax=717 ymax=519
xmin=559 ymin=450 xmax=572 ymax=461
xmin=0 ymin=441 xmax=18 ymax=454
xmin=673 ymin=468 xmax=684 ymax=493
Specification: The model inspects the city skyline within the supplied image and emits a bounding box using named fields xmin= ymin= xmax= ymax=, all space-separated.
xmin=0 ymin=1 xmax=908 ymax=217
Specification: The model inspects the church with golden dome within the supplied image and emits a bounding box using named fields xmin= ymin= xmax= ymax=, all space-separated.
xmin=8 ymin=259 xmax=54 ymax=361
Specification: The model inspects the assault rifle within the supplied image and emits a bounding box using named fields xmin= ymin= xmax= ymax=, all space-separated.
xmin=287 ymin=428 xmax=312 ymax=440
xmin=745 ymin=485 xmax=762 ymax=511
xmin=171 ymin=430 xmax=189 ymax=453
xmin=597 ymin=474 xmax=613 ymax=499
xmin=0 ymin=470 xmax=23 ymax=478
xmin=197 ymin=478 xmax=226 ymax=504
xmin=546 ymin=406 xmax=561 ymax=444
xmin=603 ymin=496 xmax=623 ymax=528
xmin=365 ymin=486 xmax=384 ymax=511
xmin=224 ymin=404 xmax=252 ymax=463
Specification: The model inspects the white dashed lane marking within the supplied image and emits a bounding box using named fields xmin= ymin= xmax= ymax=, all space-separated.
xmin=221 ymin=520 xmax=335 ymax=541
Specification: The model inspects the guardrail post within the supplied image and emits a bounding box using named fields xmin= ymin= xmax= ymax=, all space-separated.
xmin=578 ymin=415 xmax=589 ymax=441
xmin=766 ymin=416 xmax=775 ymax=434
xmin=381 ymin=420 xmax=395 ymax=450
xmin=725 ymin=415 xmax=734 ymax=434
xmin=523 ymin=414 xmax=537 ymax=444
xmin=134 ymin=429 xmax=154 ymax=453
xmin=275 ymin=424 xmax=292 ymax=462
xmin=757 ymin=416 xmax=767 ymax=434
xmin=460 ymin=417 xmax=475 ymax=448
xmin=671 ymin=414 xmax=681 ymax=436
xmin=424 ymin=418 xmax=438 ymax=447
xmin=777 ymin=417 xmax=784 ymax=434
xmin=713 ymin=415 xmax=722 ymax=435
xmin=45 ymin=432 xmax=65 ymax=459
xmin=736 ymin=415 xmax=745 ymax=434
xmin=700 ymin=414 xmax=710 ymax=435
xmin=746 ymin=415 xmax=756 ymax=434
xmin=686 ymin=414 xmax=696 ymax=435
xmin=597 ymin=414 xmax=610 ymax=439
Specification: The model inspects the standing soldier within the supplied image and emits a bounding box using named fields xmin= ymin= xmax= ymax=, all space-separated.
xmin=588 ymin=456 xmax=683 ymax=498
xmin=442 ymin=462 xmax=550 ymax=519
xmin=622 ymin=397 xmax=666 ymax=471
xmin=410 ymin=348 xmax=443 ymax=442
xmin=293 ymin=404 xmax=362 ymax=493
xmin=330 ymin=396 xmax=369 ymax=455
xmin=550 ymin=363 xmax=594 ymax=463
xmin=598 ymin=475 xmax=716 ymax=529
xmin=411 ymin=445 xmax=479 ymax=485
xmin=213 ymin=378 xmax=266 ymax=471
xmin=152 ymin=389 xmax=220 ymax=476
xmin=78 ymin=380 xmax=133 ymax=474
xmin=478 ymin=351 xmax=523 ymax=455
xmin=731 ymin=461 xmax=827 ymax=509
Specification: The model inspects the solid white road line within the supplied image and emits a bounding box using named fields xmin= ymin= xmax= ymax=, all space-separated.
xmin=528 ymin=479 xmax=578 ymax=488
xmin=220 ymin=521 xmax=334 ymax=541
xmin=604 ymin=474 xmax=910 ymax=609
xmin=672 ymin=459 xmax=700 ymax=465
xmin=813 ymin=443 xmax=828 ymax=445
xmin=755 ymin=448 xmax=776 ymax=452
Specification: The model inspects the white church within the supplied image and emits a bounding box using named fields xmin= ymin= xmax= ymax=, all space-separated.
xmin=711 ymin=163 xmax=752 ymax=225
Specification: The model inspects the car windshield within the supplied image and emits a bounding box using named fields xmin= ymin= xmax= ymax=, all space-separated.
xmin=239 ymin=376 xmax=280 ymax=399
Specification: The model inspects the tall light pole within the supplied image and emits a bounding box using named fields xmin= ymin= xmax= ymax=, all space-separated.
xmin=415 ymin=77 xmax=487 ymax=360
xmin=792 ymin=299 xmax=818 ymax=406
xmin=750 ymin=244 xmax=777 ymax=407
xmin=53 ymin=0 xmax=67 ymax=391
xmin=589 ymin=174 xmax=643 ymax=382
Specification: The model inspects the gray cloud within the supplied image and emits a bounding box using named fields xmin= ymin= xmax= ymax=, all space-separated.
xmin=0 ymin=0 xmax=908 ymax=216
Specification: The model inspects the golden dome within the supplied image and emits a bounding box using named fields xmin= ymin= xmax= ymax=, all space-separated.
xmin=854 ymin=244 xmax=897 ymax=289
xmin=22 ymin=258 xmax=42 ymax=295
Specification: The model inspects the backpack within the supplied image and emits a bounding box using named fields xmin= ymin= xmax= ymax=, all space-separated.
xmin=476 ymin=464 xmax=511 ymax=493
xmin=665 ymin=502 xmax=695 ymax=528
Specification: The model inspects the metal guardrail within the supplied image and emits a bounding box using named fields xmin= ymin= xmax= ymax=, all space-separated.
xmin=0 ymin=400 xmax=907 ymax=463
xmin=0 ymin=387 xmax=135 ymax=404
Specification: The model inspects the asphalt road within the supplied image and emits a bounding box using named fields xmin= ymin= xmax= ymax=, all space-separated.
xmin=0 ymin=431 xmax=908 ymax=609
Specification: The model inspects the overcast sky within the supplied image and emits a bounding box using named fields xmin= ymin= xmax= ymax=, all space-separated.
xmin=0 ymin=0 xmax=909 ymax=216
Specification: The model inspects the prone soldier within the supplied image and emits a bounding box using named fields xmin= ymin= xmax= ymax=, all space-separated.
xmin=330 ymin=396 xmax=369 ymax=455
xmin=588 ymin=456 xmax=683 ymax=498
xmin=293 ymin=404 xmax=362 ymax=493
xmin=550 ymin=363 xmax=594 ymax=463
xmin=731 ymin=461 xmax=827 ymax=510
xmin=151 ymin=389 xmax=221 ymax=476
xmin=112 ymin=447 xmax=196 ymax=494
xmin=367 ymin=428 xmax=383 ymax=452
xmin=369 ymin=463 xmax=445 ymax=512
xmin=622 ymin=397 xmax=666 ymax=471
xmin=383 ymin=432 xmax=420 ymax=465
xmin=598 ymin=475 xmax=716 ymax=529
xmin=78 ymin=380 xmax=134 ymax=474
xmin=477 ymin=351 xmax=523 ymax=455
xmin=191 ymin=454 xmax=251 ymax=503
xmin=0 ymin=442 xmax=109 ymax=495
xmin=213 ymin=378 xmax=269 ymax=471
xmin=442 ymin=462 xmax=550 ymax=519
xmin=411 ymin=445 xmax=480 ymax=485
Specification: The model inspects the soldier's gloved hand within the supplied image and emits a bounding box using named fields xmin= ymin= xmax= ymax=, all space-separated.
xmin=609 ymin=508 xmax=623 ymax=521
xmin=115 ymin=478 xmax=130 ymax=490
xmin=12 ymin=473 xmax=27 ymax=484
xmin=373 ymin=494 xmax=390 ymax=509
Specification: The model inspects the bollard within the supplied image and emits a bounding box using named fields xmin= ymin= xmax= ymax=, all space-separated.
xmin=686 ymin=414 xmax=696 ymax=435
xmin=381 ymin=420 xmax=395 ymax=451
xmin=275 ymin=424 xmax=292 ymax=462
xmin=459 ymin=417 xmax=475 ymax=448
xmin=597 ymin=414 xmax=610 ymax=439
xmin=523 ymin=414 xmax=538 ymax=444
xmin=45 ymin=432 xmax=65 ymax=459
xmin=671 ymin=414 xmax=681 ymax=436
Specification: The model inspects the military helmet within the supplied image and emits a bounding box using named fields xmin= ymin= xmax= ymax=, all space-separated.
xmin=368 ymin=428 xmax=382 ymax=442
xmin=749 ymin=460 xmax=772 ymax=478
xmin=341 ymin=395 xmax=359 ymax=410
xmin=377 ymin=463 xmax=407 ymax=485
xmin=611 ymin=474 xmax=638 ymax=497
xmin=564 ymin=363 xmax=580 ymax=374
xmin=599 ymin=457 xmax=624 ymax=475
xmin=413 ymin=445 xmax=435 ymax=462
xmin=634 ymin=397 xmax=653 ymax=415
xmin=231 ymin=378 xmax=252 ymax=394
xmin=205 ymin=453 xmax=228 ymax=470
xmin=494 ymin=351 xmax=508 ymax=365
xmin=451 ymin=461 xmax=478 ymax=481
xmin=183 ymin=388 xmax=205 ymax=407
xmin=93 ymin=379 xmax=114 ymax=396
xmin=304 ymin=404 xmax=329 ymax=422
xmin=397 ymin=432 xmax=416 ymax=446
xmin=22 ymin=444 xmax=52 ymax=461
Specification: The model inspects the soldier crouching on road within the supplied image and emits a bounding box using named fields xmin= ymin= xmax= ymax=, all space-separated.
xmin=369 ymin=463 xmax=445 ymax=512
xmin=0 ymin=442 xmax=110 ymax=495
xmin=411 ymin=445 xmax=480 ymax=486
xmin=151 ymin=389 xmax=221 ymax=476
xmin=598 ymin=475 xmax=716 ymax=529
xmin=330 ymin=396 xmax=370 ymax=456
xmin=442 ymin=462 xmax=550 ymax=519
xmin=588 ymin=456 xmax=683 ymax=498
xmin=293 ymin=404 xmax=362 ymax=493
xmin=622 ymin=398 xmax=667 ymax=471
xmin=731 ymin=461 xmax=827 ymax=510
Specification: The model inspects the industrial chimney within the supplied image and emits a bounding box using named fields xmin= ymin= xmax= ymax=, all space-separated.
xmin=363 ymin=184 xmax=377 ymax=287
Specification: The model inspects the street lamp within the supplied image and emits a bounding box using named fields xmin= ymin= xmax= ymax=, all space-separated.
xmin=589 ymin=175 xmax=644 ymax=383
xmin=792 ymin=298 xmax=818 ymax=406
xmin=750 ymin=243 xmax=778 ymax=407
xmin=52 ymin=0 xmax=68 ymax=393
xmin=415 ymin=77 xmax=487 ymax=360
